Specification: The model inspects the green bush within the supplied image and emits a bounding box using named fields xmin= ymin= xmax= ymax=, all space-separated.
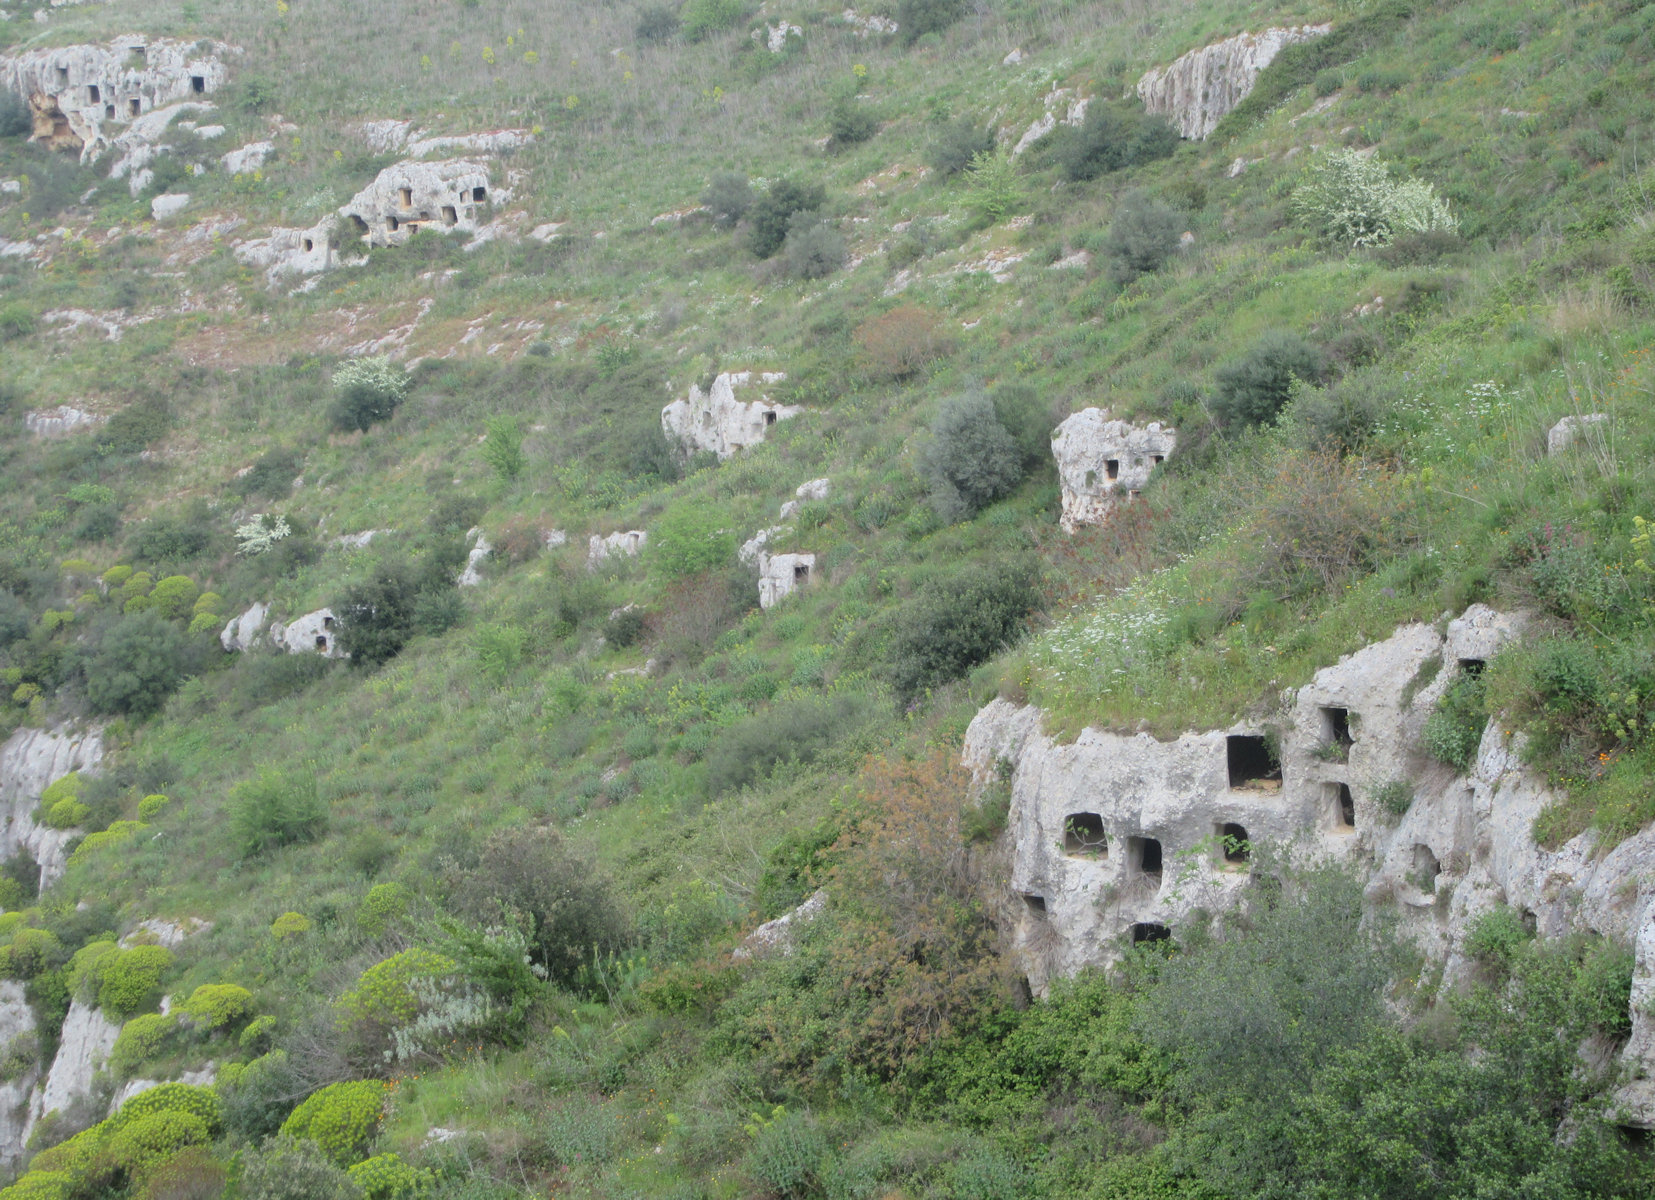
xmin=334 ymin=557 xmax=460 ymax=667
xmin=899 ymin=0 xmax=966 ymax=45
xmin=110 ymin=1012 xmax=179 ymax=1075
xmin=101 ymin=395 xmax=173 ymax=454
xmin=271 ymin=912 xmax=311 ymax=940
xmin=602 ymin=607 xmax=646 ymax=648
xmin=888 ymin=561 xmax=1038 ymax=702
xmin=480 ymin=416 xmax=525 ymax=481
xmin=337 ymin=948 xmax=458 ymax=1030
xmin=701 ymin=171 xmax=752 ymax=227
xmin=180 ymin=983 xmax=254 ymax=1028
xmin=84 ymin=610 xmax=193 ymax=717
xmin=113 ymin=1082 xmax=222 ymax=1134
xmin=1056 ymin=103 xmax=1180 ymax=182
xmin=829 ymin=98 xmax=878 ymax=146
xmin=241 ymin=1135 xmax=359 ymax=1200
xmin=0 ymin=1170 xmax=74 ymax=1199
xmin=348 ymin=1152 xmax=426 ymax=1200
xmin=1210 ymin=331 xmax=1329 ymax=431
xmin=746 ymin=178 xmax=827 ymax=259
xmin=356 ymin=882 xmax=412 ymax=937
xmin=635 ymin=4 xmax=681 ymax=44
xmin=651 ymin=505 xmax=736 ymax=578
xmin=66 ymin=939 xmax=119 ymax=1001
xmin=147 ymin=576 xmax=200 ymax=621
xmin=782 ymin=216 xmax=847 ymax=280
xmin=927 ymin=118 xmax=995 ymax=177
xmin=0 ymin=92 xmax=30 ymax=138
xmin=231 ymin=771 xmax=327 ymax=857
xmin=329 ymin=356 xmax=409 ymax=433
xmin=219 ymin=1050 xmax=302 ymax=1141
xmin=1423 ymin=671 xmax=1487 ymax=771
xmin=1292 ymin=149 xmax=1457 ymax=249
xmin=280 ymin=1080 xmax=386 ymax=1167
xmin=1463 ymin=906 xmax=1533 ymax=972
xmin=99 ymin=944 xmax=173 ymax=1018
xmin=1285 ymin=373 xmax=1398 ymax=454
xmin=136 ymin=794 xmax=169 ymax=821
xmin=745 ymin=1109 xmax=829 ymax=1198
xmin=127 ymin=510 xmax=216 ymax=563
xmin=43 ymin=798 xmax=88 ymax=829
xmin=1102 ymin=189 xmax=1185 ymax=284
xmin=70 ymin=820 xmax=148 ymax=867
xmin=921 ymin=392 xmax=1025 ymax=522
xmin=705 ymin=692 xmax=881 ymax=796
xmin=1373 ymin=780 xmax=1413 ymax=818
xmin=0 ymin=928 xmax=65 ymax=981
xmin=680 ymin=0 xmax=743 ymax=42
xmin=106 ymin=1108 xmax=211 ymax=1180
xmin=232 ymin=447 xmax=303 ymax=500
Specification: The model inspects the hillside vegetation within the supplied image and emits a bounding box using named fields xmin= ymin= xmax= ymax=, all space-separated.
xmin=2 ymin=0 xmax=1655 ymax=1195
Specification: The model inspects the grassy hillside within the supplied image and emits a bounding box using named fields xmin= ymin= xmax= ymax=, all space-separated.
xmin=2 ymin=0 xmax=1655 ymax=1196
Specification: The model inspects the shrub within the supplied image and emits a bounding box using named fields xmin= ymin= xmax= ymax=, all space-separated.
xmin=1056 ymin=103 xmax=1180 ymax=181
xmin=441 ymin=826 xmax=626 ymax=986
xmin=99 ymin=944 xmax=173 ymax=1017
xmin=602 ymin=607 xmax=646 ymax=648
xmin=1286 ymin=373 xmax=1398 ymax=454
xmin=134 ymin=1146 xmax=226 ymax=1200
xmin=1423 ymin=671 xmax=1487 ymax=771
xmin=0 ymin=928 xmax=65 ymax=981
xmin=280 ymin=1080 xmax=385 ymax=1167
xmin=961 ymin=150 xmax=1019 ymax=226
xmin=338 ymin=948 xmax=458 ymax=1033
xmin=701 ymin=171 xmax=752 ymax=227
xmin=334 ymin=557 xmax=458 ymax=667
xmin=928 ymin=118 xmax=995 ymax=177
xmin=357 ymin=883 xmax=412 ymax=938
xmin=853 ymin=305 xmax=954 ymax=381
xmin=480 ymin=417 xmax=525 ymax=481
xmin=43 ymin=799 xmax=89 ymax=830
xmin=112 ymin=1083 xmax=220 ymax=1136
xmin=1292 ymin=149 xmax=1457 ymax=248
xmin=66 ymin=939 xmax=119 ymax=1001
xmin=1210 ymin=331 xmax=1329 ymax=431
xmin=829 ymin=98 xmax=878 ymax=146
xmin=102 ymin=395 xmax=173 ymax=454
xmin=127 ymin=512 xmax=215 ymax=563
xmin=0 ymin=92 xmax=29 ymax=138
xmin=329 ymin=357 xmax=409 ymax=433
xmin=348 ymin=1153 xmax=426 ymax=1200
xmin=888 ymin=561 xmax=1038 ymax=702
xmin=1373 ymin=780 xmax=1413 ymax=817
xmin=136 ymin=794 xmax=169 ymax=821
xmin=110 ymin=1012 xmax=180 ymax=1076
xmin=231 ymin=771 xmax=326 ymax=857
xmin=705 ymin=692 xmax=881 ymax=796
xmin=680 ymin=0 xmax=743 ymax=42
xmin=272 ymin=912 xmax=311 ymax=940
xmin=652 ymin=505 xmax=736 ymax=579
xmin=746 ymin=178 xmax=827 ymax=259
xmin=921 ymin=392 xmax=1025 ymax=522
xmin=1102 ymin=189 xmax=1185 ymax=283
xmin=106 ymin=1110 xmax=212 ymax=1181
xmin=84 ymin=610 xmax=192 ymax=717
xmin=180 ymin=983 xmax=254 ymax=1028
xmin=232 ymin=448 xmax=302 ymax=500
xmin=219 ymin=1049 xmax=300 ymax=1141
xmin=40 ymin=771 xmax=82 ymax=812
xmin=147 ymin=576 xmax=199 ymax=621
xmin=745 ymin=1109 xmax=829 ymax=1198
xmin=0 ymin=302 xmax=36 ymax=342
xmin=634 ymin=4 xmax=681 ymax=44
xmin=69 ymin=821 xmax=147 ymax=866
xmin=1463 ymin=906 xmax=1533 ymax=972
xmin=899 ymin=0 xmax=966 ymax=44
xmin=240 ymin=1135 xmax=358 ymax=1200
xmin=782 ymin=216 xmax=847 ymax=280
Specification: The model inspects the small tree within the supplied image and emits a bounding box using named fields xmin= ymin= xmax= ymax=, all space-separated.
xmin=702 ymin=171 xmax=752 ymax=227
xmin=928 ymin=118 xmax=995 ymax=177
xmin=853 ymin=305 xmax=955 ymax=381
xmin=962 ymin=150 xmax=1019 ymax=226
xmin=329 ymin=357 xmax=409 ymax=433
xmin=85 ymin=611 xmax=192 ymax=717
xmin=1103 ymin=189 xmax=1186 ymax=284
xmin=898 ymin=0 xmax=967 ymax=45
xmin=651 ymin=504 xmax=735 ymax=579
xmin=782 ymin=215 xmax=847 ymax=280
xmin=1292 ymin=149 xmax=1457 ymax=248
xmin=1057 ymin=104 xmax=1180 ymax=182
xmin=480 ymin=416 xmax=526 ymax=481
xmin=747 ymin=178 xmax=827 ymax=260
xmin=829 ymin=98 xmax=878 ymax=147
xmin=921 ymin=392 xmax=1025 ymax=522
xmin=333 ymin=557 xmax=458 ymax=668
xmin=1210 ymin=331 xmax=1329 ymax=431
xmin=230 ymin=771 xmax=327 ymax=857
xmin=888 ymin=560 xmax=1038 ymax=701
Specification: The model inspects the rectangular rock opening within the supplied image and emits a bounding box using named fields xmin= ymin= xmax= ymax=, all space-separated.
xmin=763 ymin=410 xmax=778 ymax=426
xmin=1127 ymin=836 xmax=1162 ymax=882
xmin=441 ymin=205 xmax=458 ymax=225
xmin=471 ymin=185 xmax=487 ymax=202
xmin=1410 ymin=843 xmax=1440 ymax=893
xmin=315 ymin=635 xmax=328 ymax=651
xmin=323 ymin=616 xmax=335 ymax=630
xmin=55 ymin=66 xmax=69 ymax=85
xmin=88 ymin=85 xmax=100 ymax=103
xmin=1227 ymin=734 xmax=1280 ymax=790
xmin=129 ymin=97 xmax=141 ymax=116
xmin=387 ymin=215 xmax=400 ymax=232
xmin=1326 ymin=782 xmax=1356 ymax=833
xmin=347 ymin=214 xmax=369 ymax=235
xmin=1106 ymin=458 xmax=1120 ymax=480
xmin=1063 ymin=812 xmax=1107 ymax=858
xmin=1319 ymin=705 xmax=1353 ymax=754
xmin=1131 ymin=921 xmax=1171 ymax=945
xmin=793 ymin=563 xmax=810 ymax=582
xmin=190 ymin=75 xmax=205 ymax=94
xmin=301 ymin=237 xmax=314 ymax=252
xmin=1458 ymin=657 xmax=1485 ymax=677
xmin=105 ymin=104 xmax=116 ymax=119
xmin=1152 ymin=454 xmax=1164 ymax=465
xmin=1021 ymin=893 xmax=1047 ymax=916
xmin=398 ymin=186 xmax=413 ymax=209
xmin=1216 ymin=822 xmax=1250 ymax=864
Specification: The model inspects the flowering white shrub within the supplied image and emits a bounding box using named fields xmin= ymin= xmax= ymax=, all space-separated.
xmin=235 ymin=514 xmax=291 ymax=556
xmin=1292 ymin=150 xmax=1457 ymax=248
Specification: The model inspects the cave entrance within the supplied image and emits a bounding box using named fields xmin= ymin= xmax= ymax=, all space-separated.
xmin=1105 ymin=458 xmax=1119 ymax=480
xmin=398 ymin=186 xmax=413 ymax=209
xmin=1131 ymin=922 xmax=1171 ymax=945
xmin=387 ymin=215 xmax=400 ymax=232
xmin=1410 ymin=844 xmax=1440 ymax=893
xmin=129 ymin=97 xmax=141 ymax=116
xmin=1152 ymin=454 xmax=1164 ymax=465
xmin=1227 ymin=734 xmax=1280 ymax=791
xmin=441 ymin=205 xmax=458 ymax=225
xmin=347 ymin=214 xmax=369 ymax=236
xmin=1458 ymin=658 xmax=1485 ymax=677
xmin=472 ymin=185 xmax=487 ymax=202
xmin=1062 ymin=812 xmax=1107 ymax=858
xmin=1128 ymin=836 xmax=1162 ymax=883
xmin=315 ymin=635 xmax=328 ymax=651
xmin=792 ymin=563 xmax=810 ymax=583
xmin=301 ymin=237 xmax=314 ymax=252
xmin=1319 ymin=706 xmax=1352 ymax=753
xmin=1326 ymin=782 xmax=1356 ymax=833
xmin=1021 ymin=893 xmax=1047 ymax=917
xmin=763 ymin=410 xmax=778 ymax=426
xmin=190 ymin=75 xmax=205 ymax=94
xmin=1217 ymin=822 xmax=1250 ymax=864
xmin=88 ymin=85 xmax=100 ymax=103
xmin=105 ymin=104 xmax=115 ymax=119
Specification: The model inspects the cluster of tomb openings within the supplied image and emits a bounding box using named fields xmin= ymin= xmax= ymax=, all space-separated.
xmin=1320 ymin=706 xmax=1353 ymax=754
xmin=1062 ymin=812 xmax=1107 ymax=858
xmin=1131 ymin=922 xmax=1171 ymax=944
xmin=1227 ymin=734 xmax=1281 ymax=791
xmin=1217 ymin=822 xmax=1250 ymax=864
xmin=1326 ymin=782 xmax=1356 ymax=833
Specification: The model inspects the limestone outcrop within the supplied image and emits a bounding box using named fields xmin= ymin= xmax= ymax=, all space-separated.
xmin=0 ymin=724 xmax=104 ymax=891
xmin=339 ymin=159 xmax=498 ymax=248
xmin=1136 ymin=26 xmax=1330 ymax=140
xmin=732 ymin=890 xmax=826 ymax=961
xmin=220 ymin=601 xmax=268 ymax=652
xmin=1547 ymin=413 xmax=1609 ymax=455
xmin=456 ymin=530 xmax=491 ymax=587
xmin=779 ymin=477 xmax=830 ymax=521
xmin=758 ymin=552 xmax=816 ymax=609
xmin=351 ymin=120 xmax=533 ymax=158
xmin=23 ymin=1000 xmax=120 ymax=1145
xmin=0 ymin=36 xmax=236 ymax=163
xmin=24 ymin=405 xmax=103 ymax=438
xmin=660 ymin=371 xmax=799 ymax=460
xmin=1049 ymin=409 xmax=1175 ymax=532
xmin=588 ymin=530 xmax=646 ymax=569
xmin=0 ymin=982 xmax=39 ymax=1173
xmin=109 ymin=101 xmax=216 ymax=194
xmin=268 ymin=608 xmax=344 ymax=657
xmin=234 ymin=221 xmax=336 ymax=284
xmin=963 ymin=605 xmax=1655 ymax=1123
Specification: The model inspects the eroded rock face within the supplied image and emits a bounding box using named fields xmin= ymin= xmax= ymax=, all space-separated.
xmin=587 ymin=530 xmax=647 ymax=570
xmin=339 ymin=159 xmax=498 ymax=248
xmin=0 ymin=36 xmax=236 ymax=163
xmin=110 ymin=101 xmax=215 ymax=194
xmin=219 ymin=601 xmax=268 ymax=652
xmin=24 ymin=1000 xmax=120 ymax=1145
xmin=456 ymin=530 xmax=491 ymax=587
xmin=758 ymin=552 xmax=815 ymax=609
xmin=732 ymin=890 xmax=827 ymax=961
xmin=660 ymin=371 xmax=799 ymax=461
xmin=1049 ymin=409 xmax=1175 ymax=532
xmin=1136 ymin=25 xmax=1330 ymax=140
xmin=234 ymin=220 xmax=336 ymax=284
xmin=24 ymin=405 xmax=104 ymax=438
xmin=0 ymin=981 xmax=40 ymax=1173
xmin=268 ymin=608 xmax=344 ymax=657
xmin=0 ymin=724 xmax=104 ymax=891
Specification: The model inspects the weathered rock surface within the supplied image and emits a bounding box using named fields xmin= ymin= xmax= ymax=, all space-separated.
xmin=23 ymin=404 xmax=103 ymax=438
xmin=149 ymin=191 xmax=188 ymax=220
xmin=219 ymin=601 xmax=268 ymax=652
xmin=660 ymin=371 xmax=799 ymax=460
xmin=758 ymin=552 xmax=816 ymax=609
xmin=456 ymin=530 xmax=491 ymax=587
xmin=1547 ymin=413 xmax=1610 ymax=455
xmin=351 ymin=119 xmax=532 ymax=158
xmin=268 ymin=608 xmax=344 ymax=657
xmin=234 ymin=220 xmax=335 ymax=284
xmin=120 ymin=917 xmax=210 ymax=949
xmin=339 ymin=159 xmax=498 ymax=248
xmin=1012 ymin=88 xmax=1090 ymax=156
xmin=0 ymin=724 xmax=104 ymax=891
xmin=110 ymin=101 xmax=215 ymax=194
xmin=1137 ymin=25 xmax=1330 ymax=140
xmin=0 ymin=36 xmax=236 ymax=162
xmin=219 ymin=139 xmax=270 ymax=174
xmin=1049 ymin=409 xmax=1175 ymax=532
xmin=25 ymin=1000 xmax=120 ymax=1143
xmin=587 ymin=530 xmax=646 ymax=569
xmin=779 ymin=477 xmax=831 ymax=521
xmin=0 ymin=981 xmax=40 ymax=1173
xmin=733 ymin=890 xmax=826 ymax=960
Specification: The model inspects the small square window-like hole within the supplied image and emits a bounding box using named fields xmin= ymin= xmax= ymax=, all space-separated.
xmin=793 ymin=564 xmax=810 ymax=582
xmin=1106 ymin=459 xmax=1120 ymax=480
xmin=441 ymin=205 xmax=457 ymax=225
xmin=1131 ymin=922 xmax=1171 ymax=944
xmin=190 ymin=75 xmax=205 ymax=94
xmin=129 ymin=97 xmax=141 ymax=116
xmin=472 ymin=186 xmax=487 ymax=202
xmin=763 ymin=410 xmax=777 ymax=426
xmin=1326 ymin=782 xmax=1356 ymax=833
xmin=1127 ymin=836 xmax=1163 ymax=881
xmin=1022 ymin=893 xmax=1047 ymax=917
xmin=1319 ymin=706 xmax=1352 ymax=756
xmin=1217 ymin=822 xmax=1250 ymax=864
xmin=1063 ymin=813 xmax=1107 ymax=858
xmin=1227 ymin=734 xmax=1281 ymax=790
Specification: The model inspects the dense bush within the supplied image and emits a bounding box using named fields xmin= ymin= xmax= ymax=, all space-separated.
xmin=101 ymin=395 xmax=173 ymax=454
xmin=899 ymin=0 xmax=966 ymax=44
xmin=110 ymin=1012 xmax=178 ymax=1076
xmin=853 ymin=305 xmax=955 ymax=381
xmin=230 ymin=771 xmax=327 ymax=857
xmin=1293 ymin=149 xmax=1458 ymax=248
xmin=651 ymin=505 xmax=735 ymax=578
xmin=829 ymin=98 xmax=878 ymax=146
xmin=329 ymin=357 xmax=409 ymax=433
xmin=921 ymin=392 xmax=1025 ymax=522
xmin=927 ymin=118 xmax=995 ymax=177
xmin=219 ymin=1050 xmax=304 ymax=1141
xmin=705 ymin=692 xmax=881 ymax=795
xmin=1210 ymin=331 xmax=1329 ymax=431
xmin=634 ymin=3 xmax=681 ymax=44
xmin=888 ymin=561 xmax=1038 ymax=702
xmin=1102 ymin=189 xmax=1186 ymax=283
xmin=1285 ymin=373 xmax=1399 ymax=454
xmin=280 ymin=1080 xmax=385 ymax=1167
xmin=679 ymin=0 xmax=743 ymax=41
xmin=782 ymin=216 xmax=847 ymax=280
xmin=746 ymin=179 xmax=826 ymax=259
xmin=232 ymin=447 xmax=302 ymax=500
xmin=333 ymin=557 xmax=460 ymax=667
xmin=701 ymin=171 xmax=752 ymax=227
xmin=84 ymin=611 xmax=193 ymax=717
xmin=745 ymin=1109 xmax=829 ymax=1198
xmin=1056 ymin=103 xmax=1180 ymax=181
xmin=242 ymin=1135 xmax=359 ymax=1199
xmin=180 ymin=983 xmax=254 ymax=1028
xmin=98 ymin=944 xmax=173 ymax=1018
xmin=348 ymin=1152 xmax=425 ymax=1200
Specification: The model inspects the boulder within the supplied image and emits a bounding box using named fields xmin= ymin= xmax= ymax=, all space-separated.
xmin=758 ymin=552 xmax=815 ymax=609
xmin=732 ymin=890 xmax=827 ymax=961
xmin=456 ymin=530 xmax=491 ymax=587
xmin=234 ymin=220 xmax=336 ymax=283
xmin=660 ymin=371 xmax=800 ymax=460
xmin=23 ymin=404 xmax=103 ymax=438
xmin=268 ymin=608 xmax=345 ymax=657
xmin=587 ymin=530 xmax=646 ymax=570
xmin=1546 ymin=413 xmax=1609 ymax=455
xmin=220 ymin=139 xmax=271 ymax=174
xmin=339 ymin=158 xmax=498 ymax=248
xmin=149 ymin=191 xmax=188 ymax=220
xmin=1049 ymin=409 xmax=1176 ymax=532
xmin=220 ymin=601 xmax=268 ymax=652
xmin=1136 ymin=25 xmax=1331 ymax=140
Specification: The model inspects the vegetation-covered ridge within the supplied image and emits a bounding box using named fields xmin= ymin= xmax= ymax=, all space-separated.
xmin=0 ymin=0 xmax=1654 ymax=1196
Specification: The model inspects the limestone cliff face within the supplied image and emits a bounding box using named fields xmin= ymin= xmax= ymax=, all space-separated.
xmin=0 ymin=724 xmax=105 ymax=891
xmin=0 ymin=982 xmax=39 ymax=1174
xmin=1049 ymin=409 xmax=1176 ymax=532
xmin=964 ymin=605 xmax=1655 ymax=1125
xmin=661 ymin=371 xmax=800 ymax=461
xmin=1136 ymin=26 xmax=1330 ymax=140
xmin=339 ymin=159 xmax=499 ymax=248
